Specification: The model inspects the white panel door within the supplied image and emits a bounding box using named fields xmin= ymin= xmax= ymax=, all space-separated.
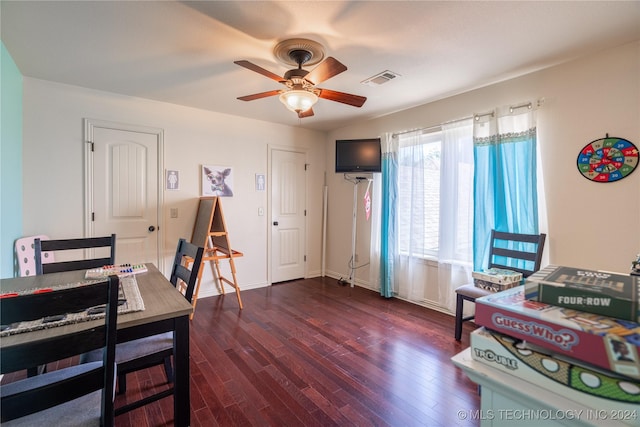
xmin=90 ymin=125 xmax=161 ymax=266
xmin=271 ymin=149 xmax=306 ymax=283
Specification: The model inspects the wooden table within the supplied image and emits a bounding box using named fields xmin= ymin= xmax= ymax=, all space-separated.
xmin=0 ymin=264 xmax=193 ymax=427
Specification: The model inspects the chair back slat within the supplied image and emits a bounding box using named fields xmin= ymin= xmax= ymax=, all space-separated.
xmin=34 ymin=234 xmax=116 ymax=275
xmin=38 ymin=236 xmax=116 ymax=251
xmin=40 ymin=258 xmax=115 ymax=274
xmin=491 ymin=247 xmax=538 ymax=262
xmin=1 ymin=284 xmax=113 ymax=325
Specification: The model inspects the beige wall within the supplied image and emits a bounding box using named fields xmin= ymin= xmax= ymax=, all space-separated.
xmin=325 ymin=40 xmax=640 ymax=286
xmin=22 ymin=79 xmax=326 ymax=297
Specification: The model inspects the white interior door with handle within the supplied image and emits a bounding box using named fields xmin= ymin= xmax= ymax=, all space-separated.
xmin=271 ymin=149 xmax=306 ymax=283
xmin=86 ymin=120 xmax=163 ymax=267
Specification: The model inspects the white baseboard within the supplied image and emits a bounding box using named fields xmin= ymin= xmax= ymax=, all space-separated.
xmin=196 ymin=280 xmax=269 ymax=299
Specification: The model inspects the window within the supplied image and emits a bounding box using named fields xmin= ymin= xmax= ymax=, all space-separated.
xmin=397 ymin=126 xmax=473 ymax=263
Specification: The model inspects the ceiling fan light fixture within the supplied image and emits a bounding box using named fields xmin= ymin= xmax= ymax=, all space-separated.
xmin=279 ymin=90 xmax=318 ymax=113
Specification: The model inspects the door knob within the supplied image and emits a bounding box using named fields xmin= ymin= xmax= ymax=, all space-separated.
xmin=148 ymin=225 xmax=156 ymax=232
xmin=273 ymin=221 xmax=279 ymax=226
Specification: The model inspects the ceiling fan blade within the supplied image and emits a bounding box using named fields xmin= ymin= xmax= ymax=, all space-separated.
xmin=234 ymin=60 xmax=286 ymax=83
xmin=317 ymin=89 xmax=367 ymax=107
xmin=298 ymin=108 xmax=314 ymax=118
xmin=304 ymin=57 xmax=347 ymax=85
xmin=237 ymin=90 xmax=282 ymax=101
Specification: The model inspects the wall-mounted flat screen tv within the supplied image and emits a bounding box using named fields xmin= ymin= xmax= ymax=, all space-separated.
xmin=335 ymin=138 xmax=382 ymax=173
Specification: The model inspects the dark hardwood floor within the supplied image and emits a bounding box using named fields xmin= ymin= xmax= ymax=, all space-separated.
xmin=4 ymin=276 xmax=481 ymax=426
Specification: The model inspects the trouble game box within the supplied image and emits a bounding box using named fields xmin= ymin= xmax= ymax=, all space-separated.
xmin=474 ymin=285 xmax=640 ymax=380
xmin=470 ymin=327 xmax=640 ymax=422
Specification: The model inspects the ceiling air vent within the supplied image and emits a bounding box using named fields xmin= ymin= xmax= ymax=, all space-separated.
xmin=361 ymin=70 xmax=400 ymax=86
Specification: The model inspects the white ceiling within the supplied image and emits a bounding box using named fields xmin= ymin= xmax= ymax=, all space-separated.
xmin=2 ymin=1 xmax=639 ymax=132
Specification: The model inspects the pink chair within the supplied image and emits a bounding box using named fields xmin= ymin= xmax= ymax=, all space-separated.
xmin=15 ymin=235 xmax=54 ymax=277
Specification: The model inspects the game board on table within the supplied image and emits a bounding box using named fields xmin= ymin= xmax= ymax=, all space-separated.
xmin=85 ymin=264 xmax=148 ymax=279
xmin=0 ymin=275 xmax=145 ymax=337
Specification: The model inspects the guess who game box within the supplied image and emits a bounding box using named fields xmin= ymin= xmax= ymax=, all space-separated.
xmin=474 ymin=285 xmax=640 ymax=380
xmin=470 ymin=327 xmax=640 ymax=423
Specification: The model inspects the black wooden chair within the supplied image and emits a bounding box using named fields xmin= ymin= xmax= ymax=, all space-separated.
xmin=0 ymin=275 xmax=119 ymax=426
xmin=81 ymin=238 xmax=203 ymax=412
xmin=34 ymin=234 xmax=116 ymax=275
xmin=454 ymin=230 xmax=546 ymax=341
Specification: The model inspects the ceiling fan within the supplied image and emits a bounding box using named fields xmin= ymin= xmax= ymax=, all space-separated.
xmin=234 ymin=46 xmax=366 ymax=119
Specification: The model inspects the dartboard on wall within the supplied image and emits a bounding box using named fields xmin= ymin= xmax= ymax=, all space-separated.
xmin=576 ymin=136 xmax=638 ymax=183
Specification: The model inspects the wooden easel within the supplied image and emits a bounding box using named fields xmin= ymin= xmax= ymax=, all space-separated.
xmin=188 ymin=197 xmax=243 ymax=315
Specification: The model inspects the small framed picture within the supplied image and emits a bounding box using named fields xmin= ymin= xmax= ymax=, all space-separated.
xmin=255 ymin=174 xmax=265 ymax=191
xmin=166 ymin=170 xmax=180 ymax=190
xmin=201 ymin=165 xmax=234 ymax=197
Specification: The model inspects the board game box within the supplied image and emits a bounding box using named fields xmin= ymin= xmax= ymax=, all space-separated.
xmin=528 ymin=265 xmax=639 ymax=322
xmin=470 ymin=327 xmax=640 ymax=422
xmin=473 ymin=267 xmax=523 ymax=284
xmin=472 ymin=268 xmax=523 ymax=292
xmin=473 ymin=278 xmax=521 ymax=293
xmin=475 ymin=285 xmax=640 ymax=380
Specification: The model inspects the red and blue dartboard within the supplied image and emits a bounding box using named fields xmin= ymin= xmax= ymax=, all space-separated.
xmin=576 ymin=136 xmax=638 ymax=183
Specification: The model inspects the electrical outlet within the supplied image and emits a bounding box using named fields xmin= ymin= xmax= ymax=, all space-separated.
xmin=170 ymin=208 xmax=178 ymax=218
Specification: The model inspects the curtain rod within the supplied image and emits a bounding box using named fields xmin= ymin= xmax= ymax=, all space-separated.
xmin=442 ymin=115 xmax=474 ymax=126
xmin=392 ymin=115 xmax=474 ymax=137
xmin=510 ymin=102 xmax=532 ymax=113
xmin=392 ymin=124 xmax=442 ymax=137
xmin=391 ymin=98 xmax=544 ymax=137
xmin=473 ymin=111 xmax=494 ymax=121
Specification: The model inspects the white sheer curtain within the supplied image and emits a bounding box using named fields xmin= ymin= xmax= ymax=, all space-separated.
xmin=370 ymin=129 xmax=431 ymax=302
xmin=438 ymin=118 xmax=474 ymax=313
xmin=370 ymin=122 xmax=474 ymax=313
xmin=396 ymin=130 xmax=427 ymax=302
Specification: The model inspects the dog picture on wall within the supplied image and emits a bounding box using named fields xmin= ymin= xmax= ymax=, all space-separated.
xmin=201 ymin=165 xmax=234 ymax=197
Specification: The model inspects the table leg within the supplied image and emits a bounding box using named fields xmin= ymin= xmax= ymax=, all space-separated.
xmin=173 ymin=315 xmax=190 ymax=427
